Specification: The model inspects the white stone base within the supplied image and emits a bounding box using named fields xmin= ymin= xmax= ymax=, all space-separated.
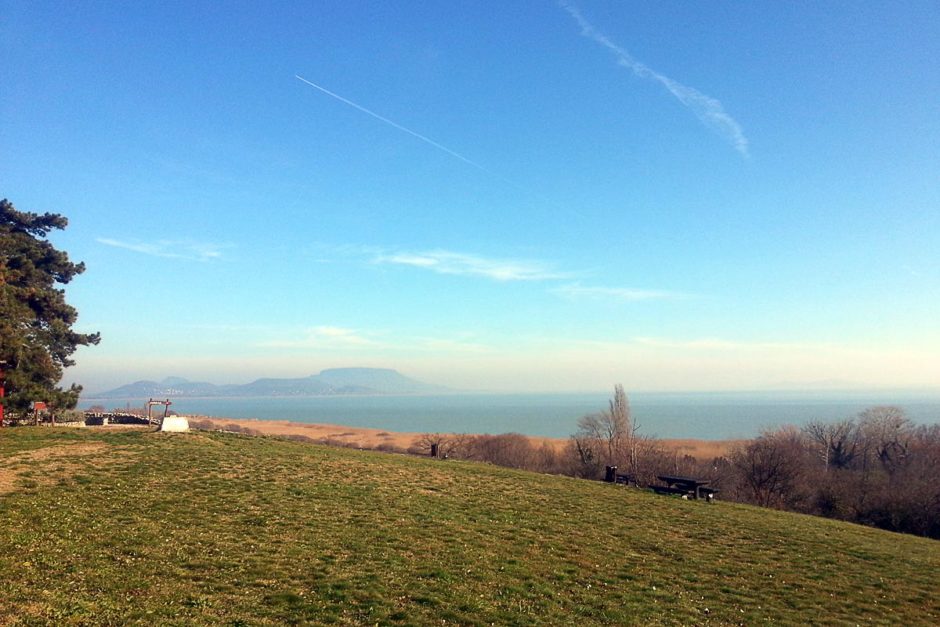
xmin=159 ymin=416 xmax=190 ymax=432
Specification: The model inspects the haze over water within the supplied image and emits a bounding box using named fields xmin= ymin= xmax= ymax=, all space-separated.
xmin=83 ymin=391 xmax=940 ymax=440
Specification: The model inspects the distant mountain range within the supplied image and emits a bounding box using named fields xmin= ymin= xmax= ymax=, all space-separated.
xmin=88 ymin=368 xmax=449 ymax=399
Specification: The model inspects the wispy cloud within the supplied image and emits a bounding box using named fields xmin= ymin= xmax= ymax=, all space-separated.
xmin=259 ymin=326 xmax=379 ymax=349
xmin=97 ymin=238 xmax=226 ymax=262
xmin=258 ymin=325 xmax=493 ymax=354
xmin=413 ymin=336 xmax=492 ymax=354
xmin=374 ymin=249 xmax=569 ymax=282
xmin=317 ymin=244 xmax=689 ymax=305
xmin=632 ymin=337 xmax=815 ymax=351
xmin=308 ymin=326 xmax=374 ymax=344
xmin=553 ymin=283 xmax=683 ymax=301
xmin=559 ymin=1 xmax=749 ymax=156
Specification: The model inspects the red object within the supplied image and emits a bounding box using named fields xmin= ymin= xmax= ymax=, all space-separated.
xmin=33 ymin=401 xmax=47 ymax=411
xmin=0 ymin=367 xmax=6 ymax=427
xmin=0 ymin=363 xmax=5 ymax=427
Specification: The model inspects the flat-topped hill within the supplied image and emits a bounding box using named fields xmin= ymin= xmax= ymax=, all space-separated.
xmin=89 ymin=368 xmax=449 ymax=399
xmin=1 ymin=427 xmax=937 ymax=625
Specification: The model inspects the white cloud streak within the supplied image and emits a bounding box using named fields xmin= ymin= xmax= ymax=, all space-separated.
xmin=559 ymin=1 xmax=749 ymax=156
xmin=295 ymin=75 xmax=503 ymax=178
xmin=374 ymin=249 xmax=569 ymax=282
xmin=257 ymin=325 xmax=493 ymax=354
xmin=553 ymin=283 xmax=683 ymax=301
xmin=97 ymin=238 xmax=225 ymax=261
xmin=321 ymin=243 xmax=685 ymax=298
xmin=414 ymin=337 xmax=492 ymax=354
xmin=632 ymin=337 xmax=817 ymax=351
xmin=258 ymin=326 xmax=379 ymax=349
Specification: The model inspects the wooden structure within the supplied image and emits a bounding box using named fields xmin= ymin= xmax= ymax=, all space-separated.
xmin=654 ymin=475 xmax=718 ymax=501
xmin=32 ymin=401 xmax=48 ymax=425
xmin=146 ymin=398 xmax=173 ymax=426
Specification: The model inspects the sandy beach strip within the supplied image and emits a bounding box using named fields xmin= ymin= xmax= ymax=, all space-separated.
xmin=189 ymin=416 xmax=743 ymax=460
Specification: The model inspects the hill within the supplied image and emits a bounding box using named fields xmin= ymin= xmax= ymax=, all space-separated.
xmin=89 ymin=376 xmax=226 ymax=398
xmin=1 ymin=427 xmax=937 ymax=625
xmin=89 ymin=367 xmax=448 ymax=399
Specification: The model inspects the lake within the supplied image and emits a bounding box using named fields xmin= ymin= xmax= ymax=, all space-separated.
xmin=81 ymin=390 xmax=940 ymax=440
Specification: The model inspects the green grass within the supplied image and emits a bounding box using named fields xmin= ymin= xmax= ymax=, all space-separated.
xmin=1 ymin=427 xmax=938 ymax=625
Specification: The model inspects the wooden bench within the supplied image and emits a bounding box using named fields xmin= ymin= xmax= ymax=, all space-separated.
xmin=652 ymin=485 xmax=689 ymax=496
xmin=655 ymin=475 xmax=717 ymax=501
xmin=604 ymin=466 xmax=636 ymax=486
xmin=615 ymin=473 xmax=634 ymax=486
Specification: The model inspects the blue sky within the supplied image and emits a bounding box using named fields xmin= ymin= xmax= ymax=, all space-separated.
xmin=2 ymin=1 xmax=938 ymax=392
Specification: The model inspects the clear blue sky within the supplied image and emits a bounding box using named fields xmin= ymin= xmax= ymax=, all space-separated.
xmin=2 ymin=1 xmax=938 ymax=392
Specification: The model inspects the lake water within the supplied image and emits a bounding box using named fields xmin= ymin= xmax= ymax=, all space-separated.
xmin=81 ymin=390 xmax=940 ymax=440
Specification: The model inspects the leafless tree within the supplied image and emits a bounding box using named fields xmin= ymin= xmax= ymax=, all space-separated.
xmin=731 ymin=427 xmax=807 ymax=508
xmin=472 ymin=433 xmax=536 ymax=469
xmin=570 ymin=427 xmax=604 ymax=479
xmin=532 ymin=441 xmax=563 ymax=474
xmin=858 ymin=406 xmax=912 ymax=473
xmin=413 ymin=433 xmax=475 ymax=458
xmin=572 ymin=384 xmax=637 ymax=473
xmin=803 ymin=418 xmax=859 ymax=470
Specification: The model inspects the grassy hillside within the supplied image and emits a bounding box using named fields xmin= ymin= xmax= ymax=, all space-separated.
xmin=1 ymin=427 xmax=937 ymax=625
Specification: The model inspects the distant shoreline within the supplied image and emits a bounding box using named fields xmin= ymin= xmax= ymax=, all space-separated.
xmin=79 ymin=390 xmax=940 ymax=441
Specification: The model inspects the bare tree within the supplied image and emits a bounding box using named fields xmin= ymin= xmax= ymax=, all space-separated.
xmin=570 ymin=426 xmax=604 ymax=479
xmin=858 ymin=406 xmax=912 ymax=473
xmin=472 ymin=433 xmax=536 ymax=469
xmin=533 ymin=441 xmax=563 ymax=474
xmin=731 ymin=427 xmax=807 ymax=508
xmin=573 ymin=384 xmax=633 ymax=471
xmin=609 ymin=384 xmax=643 ymax=478
xmin=803 ymin=418 xmax=859 ymax=471
xmin=413 ymin=433 xmax=475 ymax=459
xmin=609 ymin=383 xmax=631 ymax=462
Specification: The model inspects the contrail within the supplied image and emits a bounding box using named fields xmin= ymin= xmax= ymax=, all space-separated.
xmin=295 ymin=75 xmax=497 ymax=176
xmin=558 ymin=1 xmax=749 ymax=157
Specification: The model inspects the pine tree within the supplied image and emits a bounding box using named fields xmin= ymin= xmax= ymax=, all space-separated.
xmin=0 ymin=198 xmax=100 ymax=418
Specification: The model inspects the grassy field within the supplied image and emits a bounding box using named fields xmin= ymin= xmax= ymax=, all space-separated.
xmin=1 ymin=427 xmax=937 ymax=625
